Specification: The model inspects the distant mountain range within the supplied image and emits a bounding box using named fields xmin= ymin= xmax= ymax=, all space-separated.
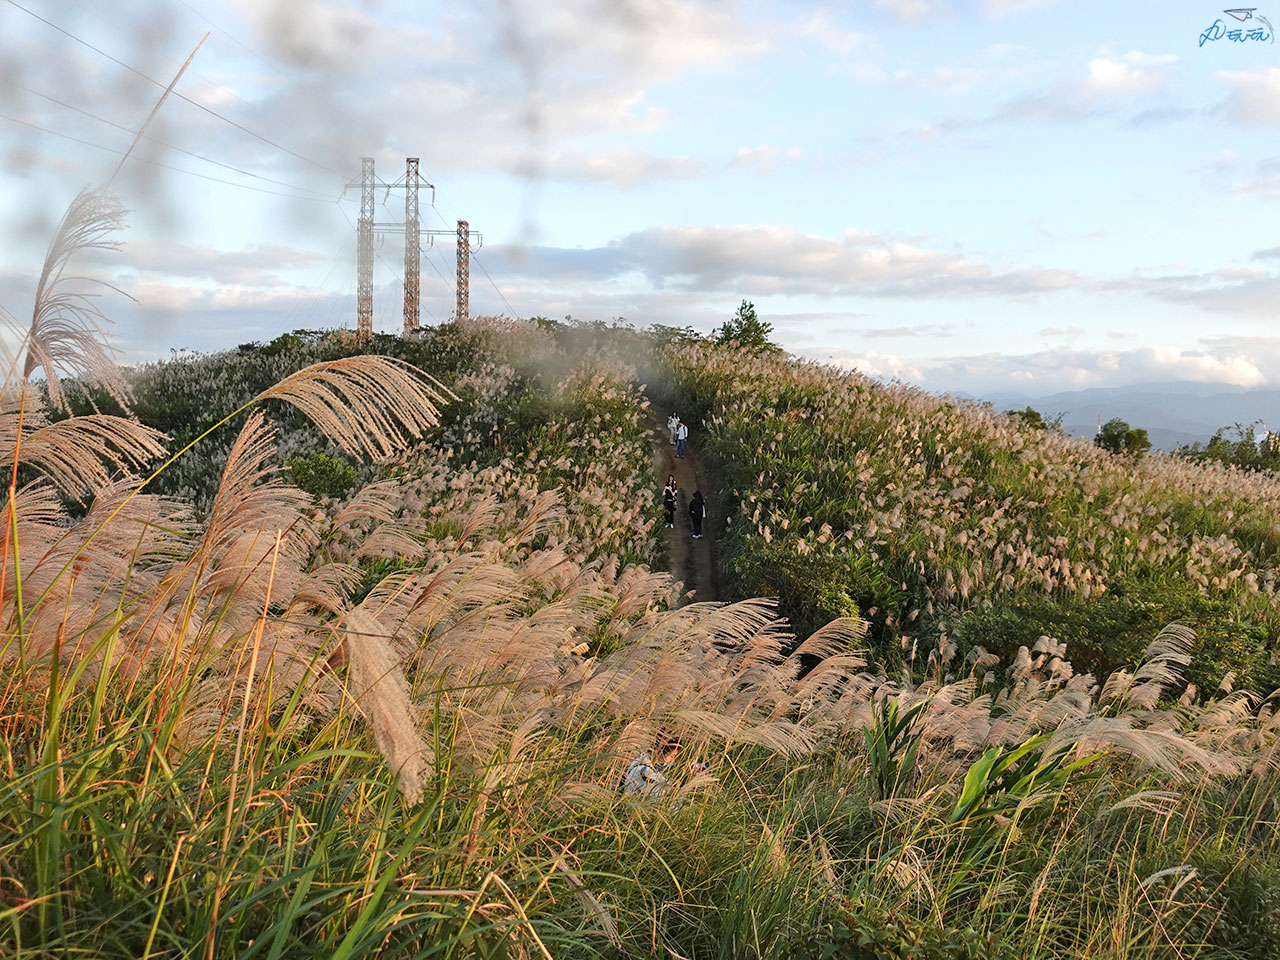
xmin=976 ymin=382 xmax=1280 ymax=451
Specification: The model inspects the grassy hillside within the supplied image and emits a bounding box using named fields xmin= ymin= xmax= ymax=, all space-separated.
xmin=8 ymin=195 xmax=1280 ymax=958
xmin=662 ymin=339 xmax=1280 ymax=692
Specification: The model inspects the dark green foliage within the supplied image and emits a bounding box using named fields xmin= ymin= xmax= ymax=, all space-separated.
xmin=714 ymin=300 xmax=777 ymax=352
xmin=1177 ymin=853 xmax=1280 ymax=955
xmin=1096 ymin=417 xmax=1151 ymax=457
xmin=287 ymin=452 xmax=359 ymax=500
xmin=728 ymin=543 xmax=888 ymax=642
xmin=649 ymin=322 xmax=706 ymax=346
xmin=800 ymin=913 xmax=1010 ymax=960
xmin=1178 ymin=421 xmax=1280 ymax=474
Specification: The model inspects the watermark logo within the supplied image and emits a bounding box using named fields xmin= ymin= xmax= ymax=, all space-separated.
xmin=1201 ymin=8 xmax=1274 ymax=45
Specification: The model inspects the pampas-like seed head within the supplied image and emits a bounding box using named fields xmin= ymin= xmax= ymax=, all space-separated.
xmin=23 ymin=187 xmax=133 ymax=411
xmin=343 ymin=610 xmax=431 ymax=803
xmin=254 ymin=356 xmax=453 ymax=460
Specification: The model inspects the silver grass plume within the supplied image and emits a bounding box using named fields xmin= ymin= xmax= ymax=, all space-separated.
xmin=23 ymin=187 xmax=132 ymax=412
xmin=343 ymin=610 xmax=430 ymax=804
xmin=254 ymin=356 xmax=454 ymax=460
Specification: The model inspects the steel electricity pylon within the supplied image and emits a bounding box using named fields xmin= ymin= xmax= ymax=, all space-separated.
xmin=403 ymin=158 xmax=421 ymax=334
xmin=346 ymin=157 xmax=479 ymax=337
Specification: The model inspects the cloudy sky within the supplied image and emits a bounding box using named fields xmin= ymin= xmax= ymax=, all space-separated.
xmin=2 ymin=0 xmax=1279 ymax=396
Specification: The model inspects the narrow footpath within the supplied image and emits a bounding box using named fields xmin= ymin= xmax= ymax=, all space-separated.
xmin=647 ymin=406 xmax=720 ymax=604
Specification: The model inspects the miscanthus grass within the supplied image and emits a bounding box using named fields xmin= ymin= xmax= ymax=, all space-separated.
xmin=4 ymin=193 xmax=1280 ymax=957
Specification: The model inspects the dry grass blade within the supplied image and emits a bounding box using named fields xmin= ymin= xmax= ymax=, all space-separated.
xmin=254 ymin=356 xmax=453 ymax=460
xmin=554 ymin=862 xmax=622 ymax=948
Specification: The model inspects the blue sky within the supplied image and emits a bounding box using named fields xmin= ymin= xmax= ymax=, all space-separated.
xmin=2 ymin=0 xmax=1279 ymax=396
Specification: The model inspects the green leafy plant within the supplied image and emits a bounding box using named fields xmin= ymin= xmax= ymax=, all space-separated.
xmin=1096 ymin=417 xmax=1151 ymax=457
xmin=865 ymin=695 xmax=928 ymax=801
xmin=948 ymin=733 xmax=1102 ymax=848
xmin=714 ymin=300 xmax=778 ymax=353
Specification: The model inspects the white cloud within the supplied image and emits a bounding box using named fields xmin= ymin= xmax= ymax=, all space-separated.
xmin=727 ymin=144 xmax=805 ymax=174
xmin=488 ymin=223 xmax=1078 ymax=299
xmin=1214 ymin=68 xmax=1280 ymax=127
xmin=792 ymin=9 xmax=875 ymax=56
xmin=1086 ymin=52 xmax=1177 ymax=94
xmin=862 ymin=322 xmax=955 ymax=337
xmin=928 ymin=343 xmax=1270 ymax=394
xmin=873 ymin=0 xmax=936 ymax=25
xmin=101 ymin=240 xmax=327 ymax=287
xmin=542 ymin=147 xmax=705 ymax=187
xmin=981 ymin=0 xmax=1060 ymax=16
xmin=236 ymin=0 xmax=376 ymax=68
xmin=817 ymin=347 xmax=924 ymax=382
xmin=996 ymin=49 xmax=1178 ymax=123
xmin=201 ymin=0 xmax=781 ymax=188
xmin=1101 ymin=265 xmax=1280 ymax=316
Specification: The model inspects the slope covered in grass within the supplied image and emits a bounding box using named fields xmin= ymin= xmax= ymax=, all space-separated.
xmin=662 ymin=339 xmax=1280 ymax=691
xmin=8 ymin=191 xmax=1280 ymax=960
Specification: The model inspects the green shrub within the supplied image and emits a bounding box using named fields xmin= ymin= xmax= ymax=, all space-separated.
xmin=287 ymin=451 xmax=360 ymax=500
xmin=728 ymin=544 xmax=869 ymax=641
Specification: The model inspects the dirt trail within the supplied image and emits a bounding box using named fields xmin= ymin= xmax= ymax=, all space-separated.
xmin=648 ymin=407 xmax=720 ymax=604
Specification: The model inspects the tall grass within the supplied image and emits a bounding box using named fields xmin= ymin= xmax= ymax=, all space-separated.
xmin=6 ymin=197 xmax=1280 ymax=957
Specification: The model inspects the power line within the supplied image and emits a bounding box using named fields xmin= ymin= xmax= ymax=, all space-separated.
xmin=16 ymin=82 xmax=337 ymax=201
xmin=12 ymin=0 xmax=511 ymax=326
xmin=282 ymin=232 xmax=354 ymax=331
xmin=171 ymin=0 xmax=416 ymax=172
xmin=471 ymin=250 xmax=518 ymax=317
xmin=423 ymin=242 xmax=456 ymax=295
xmin=4 ymin=0 xmax=346 ymax=179
xmin=0 ymin=112 xmax=335 ymax=203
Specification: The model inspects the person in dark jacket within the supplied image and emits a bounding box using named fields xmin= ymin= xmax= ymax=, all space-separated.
xmin=689 ymin=490 xmax=705 ymax=538
xmin=662 ymin=479 xmax=677 ymax=528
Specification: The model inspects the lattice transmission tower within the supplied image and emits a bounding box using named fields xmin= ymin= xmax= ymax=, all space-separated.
xmin=356 ymin=157 xmax=375 ymax=339
xmin=456 ymin=220 xmax=470 ymax=324
xmin=403 ymin=158 xmax=421 ymax=334
xmin=345 ymin=157 xmax=480 ymax=337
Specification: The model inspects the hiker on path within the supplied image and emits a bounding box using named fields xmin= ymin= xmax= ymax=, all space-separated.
xmin=668 ymin=413 xmax=680 ymax=445
xmin=662 ymin=479 xmax=677 ymax=529
xmin=689 ymin=490 xmax=705 ymax=538
xmin=676 ymin=420 xmax=689 ymax=458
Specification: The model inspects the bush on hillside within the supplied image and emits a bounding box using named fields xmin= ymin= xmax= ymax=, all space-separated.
xmin=287 ymin=451 xmax=360 ymax=500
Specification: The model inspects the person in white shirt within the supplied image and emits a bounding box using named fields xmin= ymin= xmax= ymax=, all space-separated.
xmin=676 ymin=421 xmax=689 ymax=458
xmin=619 ymin=735 xmax=705 ymax=800
xmin=619 ymin=737 xmax=681 ymax=798
xmin=668 ymin=413 xmax=680 ymax=444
